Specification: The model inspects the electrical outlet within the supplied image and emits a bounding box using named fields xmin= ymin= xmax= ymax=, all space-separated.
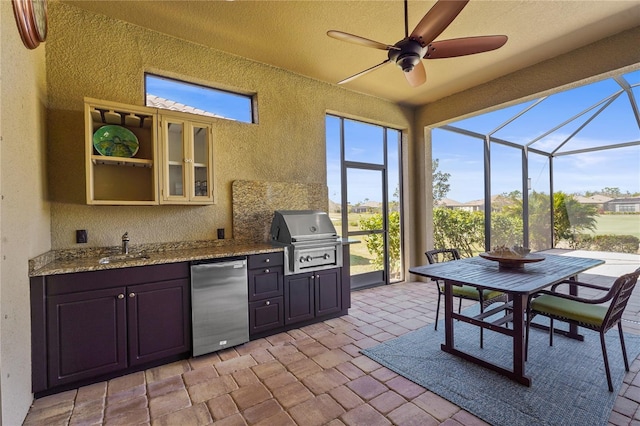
xmin=76 ymin=230 xmax=88 ymax=244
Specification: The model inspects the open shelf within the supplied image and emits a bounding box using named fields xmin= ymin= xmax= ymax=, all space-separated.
xmin=92 ymin=155 xmax=153 ymax=168
xmin=85 ymin=98 xmax=158 ymax=205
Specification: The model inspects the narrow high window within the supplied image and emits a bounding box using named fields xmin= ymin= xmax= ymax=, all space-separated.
xmin=145 ymin=73 xmax=254 ymax=123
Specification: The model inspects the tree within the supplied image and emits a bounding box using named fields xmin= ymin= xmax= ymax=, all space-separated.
xmin=502 ymin=190 xmax=552 ymax=250
xmin=600 ymin=187 xmax=622 ymax=198
xmin=359 ymin=211 xmax=401 ymax=273
xmin=553 ymin=192 xmax=598 ymax=246
xmin=433 ymin=208 xmax=484 ymax=257
xmin=432 ymin=159 xmax=451 ymax=202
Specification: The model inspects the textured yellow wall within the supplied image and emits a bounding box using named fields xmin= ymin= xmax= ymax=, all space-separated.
xmin=46 ymin=2 xmax=413 ymax=249
xmin=1 ymin=1 xmax=51 ymax=423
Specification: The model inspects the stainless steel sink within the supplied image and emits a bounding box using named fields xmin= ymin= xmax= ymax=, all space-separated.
xmin=98 ymin=252 xmax=150 ymax=264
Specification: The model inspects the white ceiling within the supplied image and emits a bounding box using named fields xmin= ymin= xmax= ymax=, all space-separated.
xmin=67 ymin=0 xmax=640 ymax=107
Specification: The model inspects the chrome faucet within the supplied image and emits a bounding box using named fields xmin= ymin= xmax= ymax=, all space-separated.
xmin=122 ymin=232 xmax=130 ymax=254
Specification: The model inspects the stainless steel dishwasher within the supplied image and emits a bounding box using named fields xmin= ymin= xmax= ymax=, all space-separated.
xmin=190 ymin=257 xmax=249 ymax=356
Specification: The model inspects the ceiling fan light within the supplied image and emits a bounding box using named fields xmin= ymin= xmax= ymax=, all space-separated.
xmin=397 ymin=53 xmax=421 ymax=72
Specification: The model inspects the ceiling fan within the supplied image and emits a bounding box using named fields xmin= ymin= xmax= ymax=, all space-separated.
xmin=327 ymin=0 xmax=508 ymax=87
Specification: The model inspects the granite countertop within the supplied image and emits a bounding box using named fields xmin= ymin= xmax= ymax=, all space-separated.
xmin=29 ymin=240 xmax=284 ymax=277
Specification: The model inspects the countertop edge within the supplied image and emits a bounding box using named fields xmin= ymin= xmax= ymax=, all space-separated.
xmin=29 ymin=241 xmax=284 ymax=277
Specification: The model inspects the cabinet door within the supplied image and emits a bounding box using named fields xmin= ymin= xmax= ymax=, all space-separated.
xmin=47 ymin=287 xmax=127 ymax=387
xmin=159 ymin=116 xmax=188 ymax=202
xmin=190 ymin=121 xmax=214 ymax=203
xmin=248 ymin=266 xmax=283 ymax=301
xmin=315 ymin=268 xmax=342 ymax=317
xmin=284 ymin=273 xmax=314 ymax=325
xmin=249 ymin=297 xmax=284 ymax=336
xmin=159 ymin=113 xmax=213 ymax=204
xmin=127 ymin=278 xmax=191 ymax=366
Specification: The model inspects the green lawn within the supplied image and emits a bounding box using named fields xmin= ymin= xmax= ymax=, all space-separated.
xmin=589 ymin=215 xmax=640 ymax=239
xmin=330 ymin=212 xmax=381 ymax=275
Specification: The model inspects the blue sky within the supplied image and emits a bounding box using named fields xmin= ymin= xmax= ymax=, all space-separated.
xmin=145 ymin=74 xmax=252 ymax=122
xmin=326 ymin=116 xmax=401 ymax=206
xmin=433 ymin=69 xmax=640 ymax=202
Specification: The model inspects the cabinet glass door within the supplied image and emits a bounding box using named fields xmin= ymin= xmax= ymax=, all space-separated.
xmin=192 ymin=125 xmax=209 ymax=198
xmin=160 ymin=114 xmax=214 ymax=204
xmin=166 ymin=121 xmax=185 ymax=197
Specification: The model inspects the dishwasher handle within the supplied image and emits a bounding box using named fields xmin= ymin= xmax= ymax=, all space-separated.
xmin=191 ymin=256 xmax=247 ymax=266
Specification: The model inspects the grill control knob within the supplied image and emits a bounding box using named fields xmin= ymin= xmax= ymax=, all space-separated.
xmin=306 ymin=256 xmax=313 ymax=262
xmin=323 ymin=254 xmax=330 ymax=260
xmin=299 ymin=256 xmax=306 ymax=263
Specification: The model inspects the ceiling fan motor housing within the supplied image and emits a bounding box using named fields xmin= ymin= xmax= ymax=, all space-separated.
xmin=388 ymin=38 xmax=426 ymax=72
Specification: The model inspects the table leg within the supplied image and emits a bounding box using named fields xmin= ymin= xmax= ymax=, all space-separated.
xmin=441 ymin=280 xmax=454 ymax=351
xmin=512 ymin=293 xmax=527 ymax=381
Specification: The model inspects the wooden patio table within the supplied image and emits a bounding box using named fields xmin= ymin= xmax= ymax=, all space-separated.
xmin=409 ymin=253 xmax=604 ymax=386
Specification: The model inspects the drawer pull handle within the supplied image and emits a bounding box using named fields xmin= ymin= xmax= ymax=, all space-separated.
xmin=129 ymin=292 xmax=136 ymax=298
xmin=265 ymin=269 xmax=270 ymax=273
xmin=265 ymin=258 xmax=270 ymax=263
xmin=117 ymin=294 xmax=124 ymax=299
xmin=265 ymin=300 xmax=270 ymax=306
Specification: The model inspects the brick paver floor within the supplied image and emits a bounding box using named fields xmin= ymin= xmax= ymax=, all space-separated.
xmin=23 ymin=255 xmax=640 ymax=425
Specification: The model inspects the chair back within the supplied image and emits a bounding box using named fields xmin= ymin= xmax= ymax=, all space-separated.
xmin=602 ymin=268 xmax=640 ymax=333
xmin=425 ymin=248 xmax=461 ymax=265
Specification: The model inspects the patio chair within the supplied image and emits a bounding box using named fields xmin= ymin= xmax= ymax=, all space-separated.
xmin=425 ymin=248 xmax=508 ymax=347
xmin=525 ymin=267 xmax=640 ymax=392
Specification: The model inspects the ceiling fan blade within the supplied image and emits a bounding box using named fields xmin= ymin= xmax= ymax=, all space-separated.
xmin=424 ymin=35 xmax=508 ymax=59
xmin=410 ymin=0 xmax=469 ymax=46
xmin=404 ymin=61 xmax=426 ymax=87
xmin=338 ymin=60 xmax=392 ymax=85
xmin=327 ymin=30 xmax=397 ymax=51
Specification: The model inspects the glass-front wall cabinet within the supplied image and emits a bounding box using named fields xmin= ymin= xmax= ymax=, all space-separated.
xmin=159 ymin=112 xmax=214 ymax=204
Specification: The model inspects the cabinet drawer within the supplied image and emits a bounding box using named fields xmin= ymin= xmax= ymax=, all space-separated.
xmin=249 ymin=297 xmax=284 ymax=336
xmin=248 ymin=266 xmax=283 ymax=301
xmin=47 ymin=262 xmax=190 ymax=295
xmin=248 ymin=252 xmax=283 ymax=269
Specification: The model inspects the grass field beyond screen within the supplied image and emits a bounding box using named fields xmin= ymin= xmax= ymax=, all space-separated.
xmin=590 ymin=215 xmax=640 ymax=239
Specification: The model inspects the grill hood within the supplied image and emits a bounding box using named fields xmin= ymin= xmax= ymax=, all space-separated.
xmin=270 ymin=210 xmax=337 ymax=243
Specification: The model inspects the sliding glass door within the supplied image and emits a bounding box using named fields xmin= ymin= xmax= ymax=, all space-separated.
xmin=326 ymin=115 xmax=403 ymax=289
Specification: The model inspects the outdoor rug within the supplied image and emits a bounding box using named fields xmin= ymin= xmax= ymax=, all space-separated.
xmin=361 ymin=311 xmax=640 ymax=426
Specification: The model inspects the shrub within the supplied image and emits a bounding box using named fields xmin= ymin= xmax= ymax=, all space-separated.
xmin=570 ymin=234 xmax=639 ymax=253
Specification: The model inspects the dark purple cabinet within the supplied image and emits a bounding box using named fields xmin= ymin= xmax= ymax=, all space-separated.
xmin=249 ymin=297 xmax=284 ymax=335
xmin=315 ymin=268 xmax=342 ymax=317
xmin=127 ymin=279 xmax=190 ymax=366
xmin=248 ymin=253 xmax=285 ymax=337
xmin=47 ymin=287 xmax=127 ymax=387
xmin=31 ymin=263 xmax=190 ymax=394
xmin=284 ymin=273 xmax=315 ymax=324
xmin=284 ymin=268 xmax=342 ymax=325
xmin=248 ymin=253 xmax=284 ymax=301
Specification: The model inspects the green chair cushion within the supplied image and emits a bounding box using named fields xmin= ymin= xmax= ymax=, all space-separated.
xmin=531 ymin=294 xmax=608 ymax=327
xmin=441 ymin=284 xmax=503 ymax=301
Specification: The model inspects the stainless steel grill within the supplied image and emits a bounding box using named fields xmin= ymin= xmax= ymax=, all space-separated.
xmin=270 ymin=210 xmax=342 ymax=275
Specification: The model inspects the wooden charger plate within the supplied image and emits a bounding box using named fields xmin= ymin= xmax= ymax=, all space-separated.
xmin=479 ymin=252 xmax=545 ymax=269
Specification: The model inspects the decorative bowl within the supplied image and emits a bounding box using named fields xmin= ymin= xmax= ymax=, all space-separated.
xmin=479 ymin=252 xmax=544 ymax=269
xmin=93 ymin=125 xmax=139 ymax=158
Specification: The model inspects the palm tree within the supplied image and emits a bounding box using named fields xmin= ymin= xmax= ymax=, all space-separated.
xmin=553 ymin=192 xmax=598 ymax=245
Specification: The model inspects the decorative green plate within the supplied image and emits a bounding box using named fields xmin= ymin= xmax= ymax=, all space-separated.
xmin=93 ymin=125 xmax=139 ymax=158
